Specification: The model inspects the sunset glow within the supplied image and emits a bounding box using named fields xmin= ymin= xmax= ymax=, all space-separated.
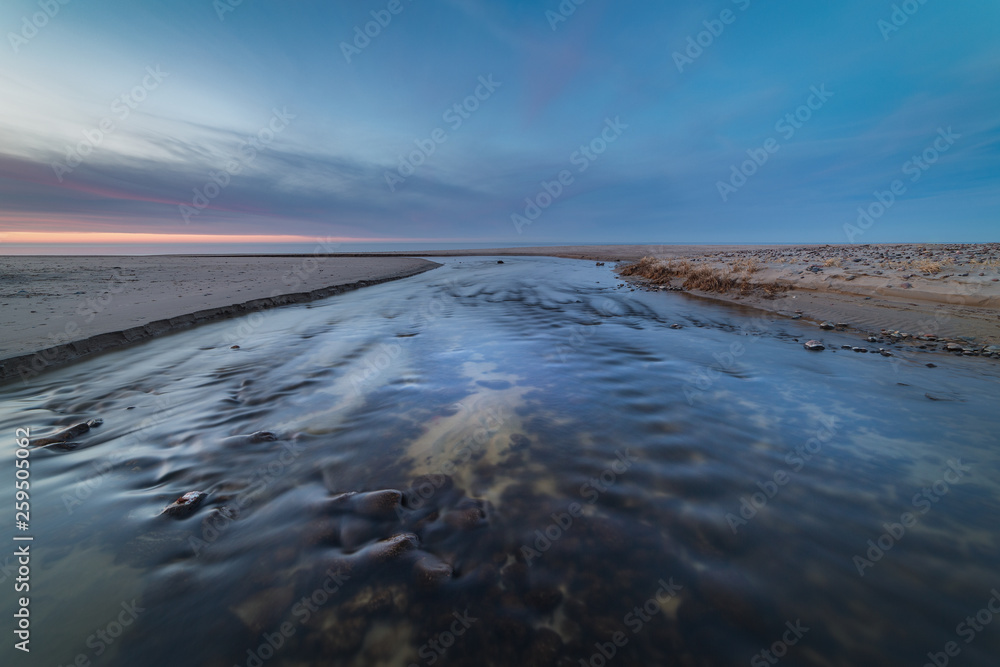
xmin=0 ymin=232 xmax=394 ymax=244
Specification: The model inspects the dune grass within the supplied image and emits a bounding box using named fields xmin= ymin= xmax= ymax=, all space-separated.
xmin=617 ymin=257 xmax=787 ymax=297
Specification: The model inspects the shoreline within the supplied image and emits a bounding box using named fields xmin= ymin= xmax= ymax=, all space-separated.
xmin=3 ymin=243 xmax=998 ymax=383
xmin=604 ymin=243 xmax=1000 ymax=355
xmin=0 ymin=258 xmax=439 ymax=385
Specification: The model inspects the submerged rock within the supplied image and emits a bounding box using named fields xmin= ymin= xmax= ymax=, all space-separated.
xmin=365 ymin=533 xmax=420 ymax=563
xmin=353 ymin=490 xmax=404 ymax=518
xmin=413 ymin=554 xmax=453 ymax=589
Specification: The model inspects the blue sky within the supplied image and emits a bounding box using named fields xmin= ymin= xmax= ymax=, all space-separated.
xmin=0 ymin=0 xmax=997 ymax=245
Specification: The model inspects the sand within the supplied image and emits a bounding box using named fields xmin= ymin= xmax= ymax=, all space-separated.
xmin=3 ymin=243 xmax=998 ymax=383
xmin=0 ymin=256 xmax=438 ymax=383
xmin=371 ymin=243 xmax=1000 ymax=343
xmin=601 ymin=243 xmax=1000 ymax=345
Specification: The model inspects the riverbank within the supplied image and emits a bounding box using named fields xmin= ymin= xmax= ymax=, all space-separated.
xmin=0 ymin=256 xmax=439 ymax=384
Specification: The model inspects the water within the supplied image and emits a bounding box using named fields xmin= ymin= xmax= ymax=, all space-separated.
xmin=1 ymin=256 xmax=998 ymax=667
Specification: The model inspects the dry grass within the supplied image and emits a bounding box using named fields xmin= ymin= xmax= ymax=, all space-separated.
xmin=617 ymin=257 xmax=787 ymax=298
xmin=823 ymin=258 xmax=843 ymax=267
xmin=730 ymin=257 xmax=761 ymax=275
xmin=913 ymin=259 xmax=946 ymax=274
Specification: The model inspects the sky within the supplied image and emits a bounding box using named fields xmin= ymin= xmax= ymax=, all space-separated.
xmin=0 ymin=0 xmax=997 ymax=248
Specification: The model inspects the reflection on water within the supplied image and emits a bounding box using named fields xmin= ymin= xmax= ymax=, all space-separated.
xmin=1 ymin=257 xmax=999 ymax=667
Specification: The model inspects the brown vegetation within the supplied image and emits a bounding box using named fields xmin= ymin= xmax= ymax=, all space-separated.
xmin=617 ymin=256 xmax=787 ymax=298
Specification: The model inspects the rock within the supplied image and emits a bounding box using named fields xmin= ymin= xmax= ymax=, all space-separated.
xmin=670 ymin=324 xmax=683 ymax=329
xmin=444 ymin=498 xmax=490 ymax=530
xmin=230 ymin=345 xmax=240 ymax=350
xmin=352 ymin=490 xmax=404 ymax=518
xmin=945 ymin=343 xmax=964 ymax=352
xmin=30 ymin=418 xmax=103 ymax=448
xmin=819 ymin=322 xmax=835 ymax=330
xmin=926 ymin=363 xmax=937 ymax=368
xmin=803 ymin=340 xmax=825 ymax=351
xmin=852 ymin=347 xmax=868 ymax=353
xmin=160 ymin=491 xmax=207 ymax=519
xmin=365 ymin=533 xmax=419 ymax=563
xmin=497 ymin=260 xmax=505 ymax=264
xmin=413 ymin=554 xmax=453 ymax=589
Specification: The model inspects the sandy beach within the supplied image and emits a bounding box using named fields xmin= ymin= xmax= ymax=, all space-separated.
xmin=603 ymin=243 xmax=1000 ymax=349
xmin=0 ymin=255 xmax=438 ymax=383
xmin=364 ymin=242 xmax=1000 ymax=346
xmin=3 ymin=244 xmax=999 ymax=383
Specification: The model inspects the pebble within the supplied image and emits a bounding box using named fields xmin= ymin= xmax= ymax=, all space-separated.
xmin=819 ymin=322 xmax=835 ymax=330
xmin=803 ymin=340 xmax=825 ymax=351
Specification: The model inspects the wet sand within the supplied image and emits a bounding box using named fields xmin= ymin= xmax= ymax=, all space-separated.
xmin=376 ymin=243 xmax=998 ymax=344
xmin=598 ymin=243 xmax=1000 ymax=346
xmin=0 ymin=256 xmax=439 ymax=383
xmin=3 ymin=243 xmax=998 ymax=382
